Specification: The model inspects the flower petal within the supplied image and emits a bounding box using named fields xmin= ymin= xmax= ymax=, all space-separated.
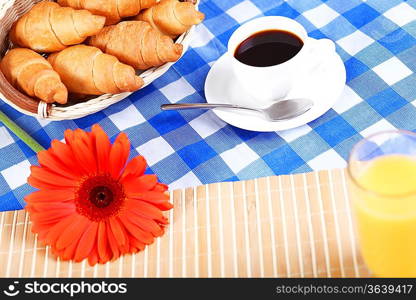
xmin=140 ymin=199 xmax=173 ymax=211
xmin=37 ymin=148 xmax=79 ymax=179
xmin=74 ymin=128 xmax=90 ymax=144
xmin=88 ymin=247 xmax=99 ymax=266
xmin=127 ymin=234 xmax=145 ymax=252
xmin=74 ymin=222 xmax=98 ymax=262
xmin=122 ymin=174 xmax=158 ymax=194
xmin=119 ymin=243 xmax=130 ymax=255
xmin=25 ymin=189 xmax=75 ymax=204
xmin=126 ymin=205 xmax=169 ymax=225
xmin=64 ymin=129 xmax=75 ymax=146
xmin=129 ymin=192 xmax=173 ymax=211
xmin=55 ymin=216 xmax=89 ymax=250
xmin=148 ymin=200 xmax=173 ymax=211
xmin=121 ymin=217 xmax=154 ymax=245
xmin=127 ymin=190 xmax=170 ymax=201
xmin=28 ymin=175 xmax=72 ymax=190
xmin=70 ymin=130 xmax=97 ymax=175
xmin=87 ymin=131 xmax=97 ymax=166
xmin=44 ymin=214 xmax=78 ymax=246
xmin=61 ymin=234 xmax=81 ymax=261
xmin=97 ymin=221 xmax=112 ymax=263
xmin=125 ymin=199 xmax=166 ymax=220
xmin=106 ymin=222 xmax=120 ymax=260
xmin=30 ymin=166 xmax=77 ymax=188
xmin=50 ymin=140 xmax=84 ymax=176
xmin=31 ymin=222 xmax=51 ymax=237
xmin=152 ymin=183 xmax=168 ymax=192
xmin=91 ymin=124 xmax=111 ymax=173
xmin=30 ymin=209 xmax=75 ymax=226
xmin=28 ymin=202 xmax=75 ymax=212
xmin=109 ymin=133 xmax=130 ymax=179
xmin=125 ymin=212 xmax=164 ymax=237
xmin=29 ymin=208 xmax=76 ymax=221
xmin=108 ymin=217 xmax=127 ymax=248
xmin=26 ymin=202 xmax=75 ymax=223
xmin=119 ymin=156 xmax=146 ymax=181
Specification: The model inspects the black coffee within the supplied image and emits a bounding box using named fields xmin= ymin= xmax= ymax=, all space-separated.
xmin=234 ymin=30 xmax=303 ymax=67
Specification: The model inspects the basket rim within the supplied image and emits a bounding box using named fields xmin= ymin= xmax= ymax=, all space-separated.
xmin=0 ymin=0 xmax=201 ymax=120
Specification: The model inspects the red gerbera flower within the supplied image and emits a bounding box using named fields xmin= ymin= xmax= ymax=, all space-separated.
xmin=25 ymin=125 xmax=173 ymax=266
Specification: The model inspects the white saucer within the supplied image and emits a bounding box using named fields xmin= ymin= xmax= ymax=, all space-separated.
xmin=204 ymin=52 xmax=346 ymax=132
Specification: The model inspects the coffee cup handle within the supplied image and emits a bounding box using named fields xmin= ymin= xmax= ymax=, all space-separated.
xmin=299 ymin=38 xmax=336 ymax=75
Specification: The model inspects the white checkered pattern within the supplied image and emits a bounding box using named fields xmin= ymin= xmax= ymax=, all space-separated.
xmin=384 ymin=2 xmax=416 ymax=27
xmin=226 ymin=1 xmax=262 ymax=23
xmin=108 ymin=103 xmax=146 ymax=130
xmin=303 ymin=4 xmax=339 ymax=28
xmin=0 ymin=127 xmax=13 ymax=149
xmin=307 ymin=149 xmax=346 ymax=170
xmin=337 ymin=30 xmax=374 ymax=56
xmin=220 ymin=143 xmax=259 ymax=173
xmin=136 ymin=137 xmax=175 ymax=166
xmin=1 ymin=160 xmax=31 ymax=190
xmin=373 ymin=57 xmax=413 ymax=86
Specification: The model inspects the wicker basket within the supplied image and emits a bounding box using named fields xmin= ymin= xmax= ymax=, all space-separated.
xmin=0 ymin=0 xmax=199 ymax=120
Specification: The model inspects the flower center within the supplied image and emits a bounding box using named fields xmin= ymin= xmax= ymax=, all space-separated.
xmin=90 ymin=186 xmax=113 ymax=208
xmin=76 ymin=175 xmax=125 ymax=221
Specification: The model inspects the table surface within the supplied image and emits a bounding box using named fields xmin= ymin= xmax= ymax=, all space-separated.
xmin=1 ymin=0 xmax=416 ymax=211
xmin=0 ymin=168 xmax=372 ymax=278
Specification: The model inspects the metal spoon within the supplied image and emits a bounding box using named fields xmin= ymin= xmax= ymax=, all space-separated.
xmin=161 ymin=98 xmax=314 ymax=122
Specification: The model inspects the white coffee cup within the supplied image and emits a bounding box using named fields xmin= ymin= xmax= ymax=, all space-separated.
xmin=228 ymin=16 xmax=336 ymax=107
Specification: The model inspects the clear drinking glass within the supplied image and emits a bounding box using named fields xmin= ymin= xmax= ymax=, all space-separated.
xmin=348 ymin=130 xmax=416 ymax=277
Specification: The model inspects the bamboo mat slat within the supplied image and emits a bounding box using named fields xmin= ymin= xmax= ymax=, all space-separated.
xmin=0 ymin=169 xmax=371 ymax=278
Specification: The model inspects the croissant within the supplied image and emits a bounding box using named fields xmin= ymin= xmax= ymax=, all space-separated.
xmin=89 ymin=21 xmax=183 ymax=70
xmin=136 ymin=0 xmax=205 ymax=38
xmin=10 ymin=2 xmax=105 ymax=53
xmin=0 ymin=48 xmax=68 ymax=104
xmin=47 ymin=45 xmax=144 ymax=95
xmin=58 ymin=0 xmax=157 ymax=25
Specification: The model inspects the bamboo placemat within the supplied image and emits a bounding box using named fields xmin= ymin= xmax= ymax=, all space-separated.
xmin=0 ymin=168 xmax=371 ymax=278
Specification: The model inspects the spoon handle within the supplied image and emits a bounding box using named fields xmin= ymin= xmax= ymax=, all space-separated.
xmin=161 ymin=103 xmax=259 ymax=112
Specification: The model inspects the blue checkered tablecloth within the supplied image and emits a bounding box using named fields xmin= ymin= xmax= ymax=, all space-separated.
xmin=0 ymin=0 xmax=415 ymax=211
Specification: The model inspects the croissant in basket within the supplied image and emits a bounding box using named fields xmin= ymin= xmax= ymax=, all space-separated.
xmin=58 ymin=0 xmax=157 ymax=25
xmin=48 ymin=45 xmax=144 ymax=95
xmin=0 ymin=0 xmax=200 ymax=119
xmin=89 ymin=21 xmax=183 ymax=70
xmin=10 ymin=1 xmax=105 ymax=53
xmin=0 ymin=48 xmax=68 ymax=104
xmin=136 ymin=0 xmax=205 ymax=38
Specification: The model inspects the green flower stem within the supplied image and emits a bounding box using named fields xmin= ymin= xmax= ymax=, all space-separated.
xmin=0 ymin=110 xmax=45 ymax=153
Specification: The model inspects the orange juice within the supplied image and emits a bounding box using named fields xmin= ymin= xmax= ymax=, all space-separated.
xmin=351 ymin=155 xmax=416 ymax=277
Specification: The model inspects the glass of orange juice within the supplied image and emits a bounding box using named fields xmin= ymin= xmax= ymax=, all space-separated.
xmin=348 ymin=130 xmax=416 ymax=277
